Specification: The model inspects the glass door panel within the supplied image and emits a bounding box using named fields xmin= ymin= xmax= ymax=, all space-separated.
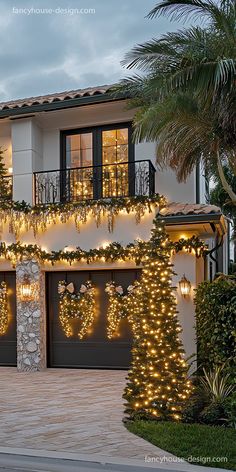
xmin=65 ymin=132 xmax=93 ymax=200
xmin=102 ymin=128 xmax=129 ymax=197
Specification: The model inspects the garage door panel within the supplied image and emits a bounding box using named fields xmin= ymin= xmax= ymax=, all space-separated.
xmin=47 ymin=269 xmax=140 ymax=369
xmin=51 ymin=341 xmax=132 ymax=368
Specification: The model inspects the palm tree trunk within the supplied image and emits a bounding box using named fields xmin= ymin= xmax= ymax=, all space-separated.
xmin=217 ymin=151 xmax=236 ymax=205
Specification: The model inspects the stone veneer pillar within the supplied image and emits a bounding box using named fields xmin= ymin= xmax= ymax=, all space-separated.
xmin=16 ymin=259 xmax=46 ymax=371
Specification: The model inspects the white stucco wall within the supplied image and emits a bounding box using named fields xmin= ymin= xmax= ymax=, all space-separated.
xmin=0 ymin=100 xmax=199 ymax=205
xmin=0 ymin=100 xmax=206 ymax=361
xmin=0 ymin=121 xmax=12 ymax=171
xmin=0 ymin=203 xmax=200 ymax=360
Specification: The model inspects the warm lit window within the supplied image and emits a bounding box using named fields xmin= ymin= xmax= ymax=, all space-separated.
xmin=102 ymin=128 xmax=128 ymax=165
xmin=62 ymin=125 xmax=132 ymax=200
xmin=66 ymin=132 xmax=93 ymax=168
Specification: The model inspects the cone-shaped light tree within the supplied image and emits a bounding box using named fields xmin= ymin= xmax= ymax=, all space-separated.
xmin=124 ymin=218 xmax=192 ymax=420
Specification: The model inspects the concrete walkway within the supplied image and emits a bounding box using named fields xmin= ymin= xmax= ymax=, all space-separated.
xmin=0 ymin=368 xmax=172 ymax=462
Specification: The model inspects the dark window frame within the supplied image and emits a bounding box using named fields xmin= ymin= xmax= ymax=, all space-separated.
xmin=60 ymin=122 xmax=134 ymax=170
xmin=60 ymin=122 xmax=135 ymax=200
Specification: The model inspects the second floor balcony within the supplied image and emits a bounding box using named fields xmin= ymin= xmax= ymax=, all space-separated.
xmin=33 ymin=160 xmax=156 ymax=205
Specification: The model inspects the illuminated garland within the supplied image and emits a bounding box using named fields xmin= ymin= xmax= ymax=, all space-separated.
xmin=0 ymin=194 xmax=165 ymax=237
xmin=0 ymin=235 xmax=208 ymax=267
xmin=106 ymin=282 xmax=129 ymax=338
xmin=0 ymin=282 xmax=8 ymax=335
xmin=58 ymin=280 xmax=95 ymax=339
xmin=105 ymin=281 xmax=139 ymax=338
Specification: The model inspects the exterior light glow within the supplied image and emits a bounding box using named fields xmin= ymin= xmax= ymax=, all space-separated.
xmin=179 ymin=274 xmax=191 ymax=297
xmin=18 ymin=275 xmax=36 ymax=302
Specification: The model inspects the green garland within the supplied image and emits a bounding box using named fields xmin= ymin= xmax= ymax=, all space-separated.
xmin=0 ymin=194 xmax=165 ymax=214
xmin=0 ymin=234 xmax=208 ymax=267
xmin=0 ymin=194 xmax=165 ymax=236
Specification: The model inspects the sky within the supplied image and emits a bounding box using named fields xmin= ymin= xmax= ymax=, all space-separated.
xmin=0 ymin=0 xmax=181 ymax=102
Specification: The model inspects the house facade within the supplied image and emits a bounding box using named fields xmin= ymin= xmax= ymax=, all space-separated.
xmin=0 ymin=85 xmax=228 ymax=371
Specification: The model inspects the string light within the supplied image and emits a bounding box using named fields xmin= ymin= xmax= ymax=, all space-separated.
xmin=123 ymin=218 xmax=192 ymax=421
xmin=0 ymin=282 xmax=8 ymax=335
xmin=58 ymin=280 xmax=95 ymax=339
xmin=105 ymin=281 xmax=138 ymax=338
xmin=0 ymin=235 xmax=208 ymax=268
xmin=0 ymin=194 xmax=165 ymax=237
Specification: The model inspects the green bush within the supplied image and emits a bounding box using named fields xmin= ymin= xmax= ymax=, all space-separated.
xmin=224 ymin=392 xmax=236 ymax=428
xmin=182 ymin=389 xmax=207 ymax=423
xmin=199 ymin=401 xmax=226 ymax=425
xmin=195 ymin=275 xmax=236 ymax=373
xmin=182 ymin=368 xmax=235 ymax=426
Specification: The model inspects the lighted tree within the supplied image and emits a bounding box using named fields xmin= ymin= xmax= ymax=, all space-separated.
xmin=0 ymin=148 xmax=11 ymax=200
xmin=124 ymin=218 xmax=192 ymax=420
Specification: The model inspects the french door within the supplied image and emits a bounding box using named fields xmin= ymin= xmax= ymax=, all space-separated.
xmin=60 ymin=123 xmax=134 ymax=201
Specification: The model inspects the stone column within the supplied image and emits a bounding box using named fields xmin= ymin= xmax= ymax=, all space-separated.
xmin=16 ymin=259 xmax=46 ymax=372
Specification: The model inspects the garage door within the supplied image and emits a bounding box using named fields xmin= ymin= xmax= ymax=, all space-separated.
xmin=0 ymin=272 xmax=17 ymax=366
xmin=47 ymin=269 xmax=140 ymax=369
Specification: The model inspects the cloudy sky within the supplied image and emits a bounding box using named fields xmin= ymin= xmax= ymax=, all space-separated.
xmin=0 ymin=0 xmax=181 ymax=101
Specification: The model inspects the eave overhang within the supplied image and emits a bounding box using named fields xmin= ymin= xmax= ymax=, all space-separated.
xmin=0 ymin=94 xmax=125 ymax=120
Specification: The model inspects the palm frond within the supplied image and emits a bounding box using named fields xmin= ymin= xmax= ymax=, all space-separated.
xmin=148 ymin=0 xmax=231 ymax=22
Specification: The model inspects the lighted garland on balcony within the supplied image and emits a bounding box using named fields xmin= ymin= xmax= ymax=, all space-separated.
xmin=0 ymin=282 xmax=8 ymax=335
xmin=0 ymin=194 xmax=165 ymax=237
xmin=0 ymin=234 xmax=208 ymax=267
xmin=58 ymin=280 xmax=95 ymax=339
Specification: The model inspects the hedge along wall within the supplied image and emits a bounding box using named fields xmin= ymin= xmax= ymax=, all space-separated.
xmin=195 ymin=275 xmax=236 ymax=371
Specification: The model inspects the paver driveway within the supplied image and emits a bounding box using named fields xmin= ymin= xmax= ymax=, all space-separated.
xmin=0 ymin=368 xmax=170 ymax=461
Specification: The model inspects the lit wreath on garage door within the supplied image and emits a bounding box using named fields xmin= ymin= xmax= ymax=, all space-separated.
xmin=0 ymin=281 xmax=8 ymax=335
xmin=58 ymin=280 xmax=95 ymax=339
xmin=105 ymin=281 xmax=139 ymax=339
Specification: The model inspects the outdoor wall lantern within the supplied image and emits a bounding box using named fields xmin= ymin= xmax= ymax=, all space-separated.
xmin=179 ymin=274 xmax=191 ymax=297
xmin=18 ymin=275 xmax=35 ymax=302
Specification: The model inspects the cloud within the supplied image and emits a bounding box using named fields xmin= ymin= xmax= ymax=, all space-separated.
xmin=0 ymin=0 xmax=179 ymax=101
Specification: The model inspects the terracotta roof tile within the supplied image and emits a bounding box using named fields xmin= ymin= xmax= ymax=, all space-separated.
xmin=160 ymin=202 xmax=221 ymax=217
xmin=0 ymin=84 xmax=113 ymax=111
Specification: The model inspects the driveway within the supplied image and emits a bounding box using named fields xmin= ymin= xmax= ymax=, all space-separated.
xmin=0 ymin=368 xmax=171 ymax=462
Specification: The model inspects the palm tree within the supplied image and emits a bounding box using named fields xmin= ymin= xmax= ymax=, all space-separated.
xmin=210 ymin=166 xmax=236 ymax=265
xmin=114 ymin=0 xmax=236 ymax=203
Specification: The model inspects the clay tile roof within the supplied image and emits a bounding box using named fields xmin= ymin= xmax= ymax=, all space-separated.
xmin=160 ymin=202 xmax=221 ymax=217
xmin=0 ymin=84 xmax=113 ymax=111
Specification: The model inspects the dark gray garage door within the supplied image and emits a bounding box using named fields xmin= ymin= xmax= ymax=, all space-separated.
xmin=46 ymin=269 xmax=140 ymax=369
xmin=0 ymin=271 xmax=17 ymax=366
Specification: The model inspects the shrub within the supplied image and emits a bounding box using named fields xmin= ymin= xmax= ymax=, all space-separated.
xmin=224 ymin=392 xmax=236 ymax=428
xmin=199 ymin=401 xmax=226 ymax=425
xmin=182 ymin=367 xmax=235 ymax=426
xmin=200 ymin=365 xmax=235 ymax=402
xmin=182 ymin=387 xmax=208 ymax=423
xmin=195 ymin=275 xmax=236 ymax=373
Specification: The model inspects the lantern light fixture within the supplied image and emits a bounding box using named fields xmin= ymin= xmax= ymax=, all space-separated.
xmin=18 ymin=275 xmax=35 ymax=302
xmin=179 ymin=274 xmax=191 ymax=297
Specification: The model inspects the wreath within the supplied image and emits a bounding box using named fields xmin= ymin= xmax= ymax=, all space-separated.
xmin=105 ymin=281 xmax=138 ymax=339
xmin=0 ymin=282 xmax=8 ymax=335
xmin=58 ymin=280 xmax=95 ymax=339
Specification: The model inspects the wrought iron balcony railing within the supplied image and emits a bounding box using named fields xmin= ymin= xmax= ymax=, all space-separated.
xmin=34 ymin=160 xmax=156 ymax=205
